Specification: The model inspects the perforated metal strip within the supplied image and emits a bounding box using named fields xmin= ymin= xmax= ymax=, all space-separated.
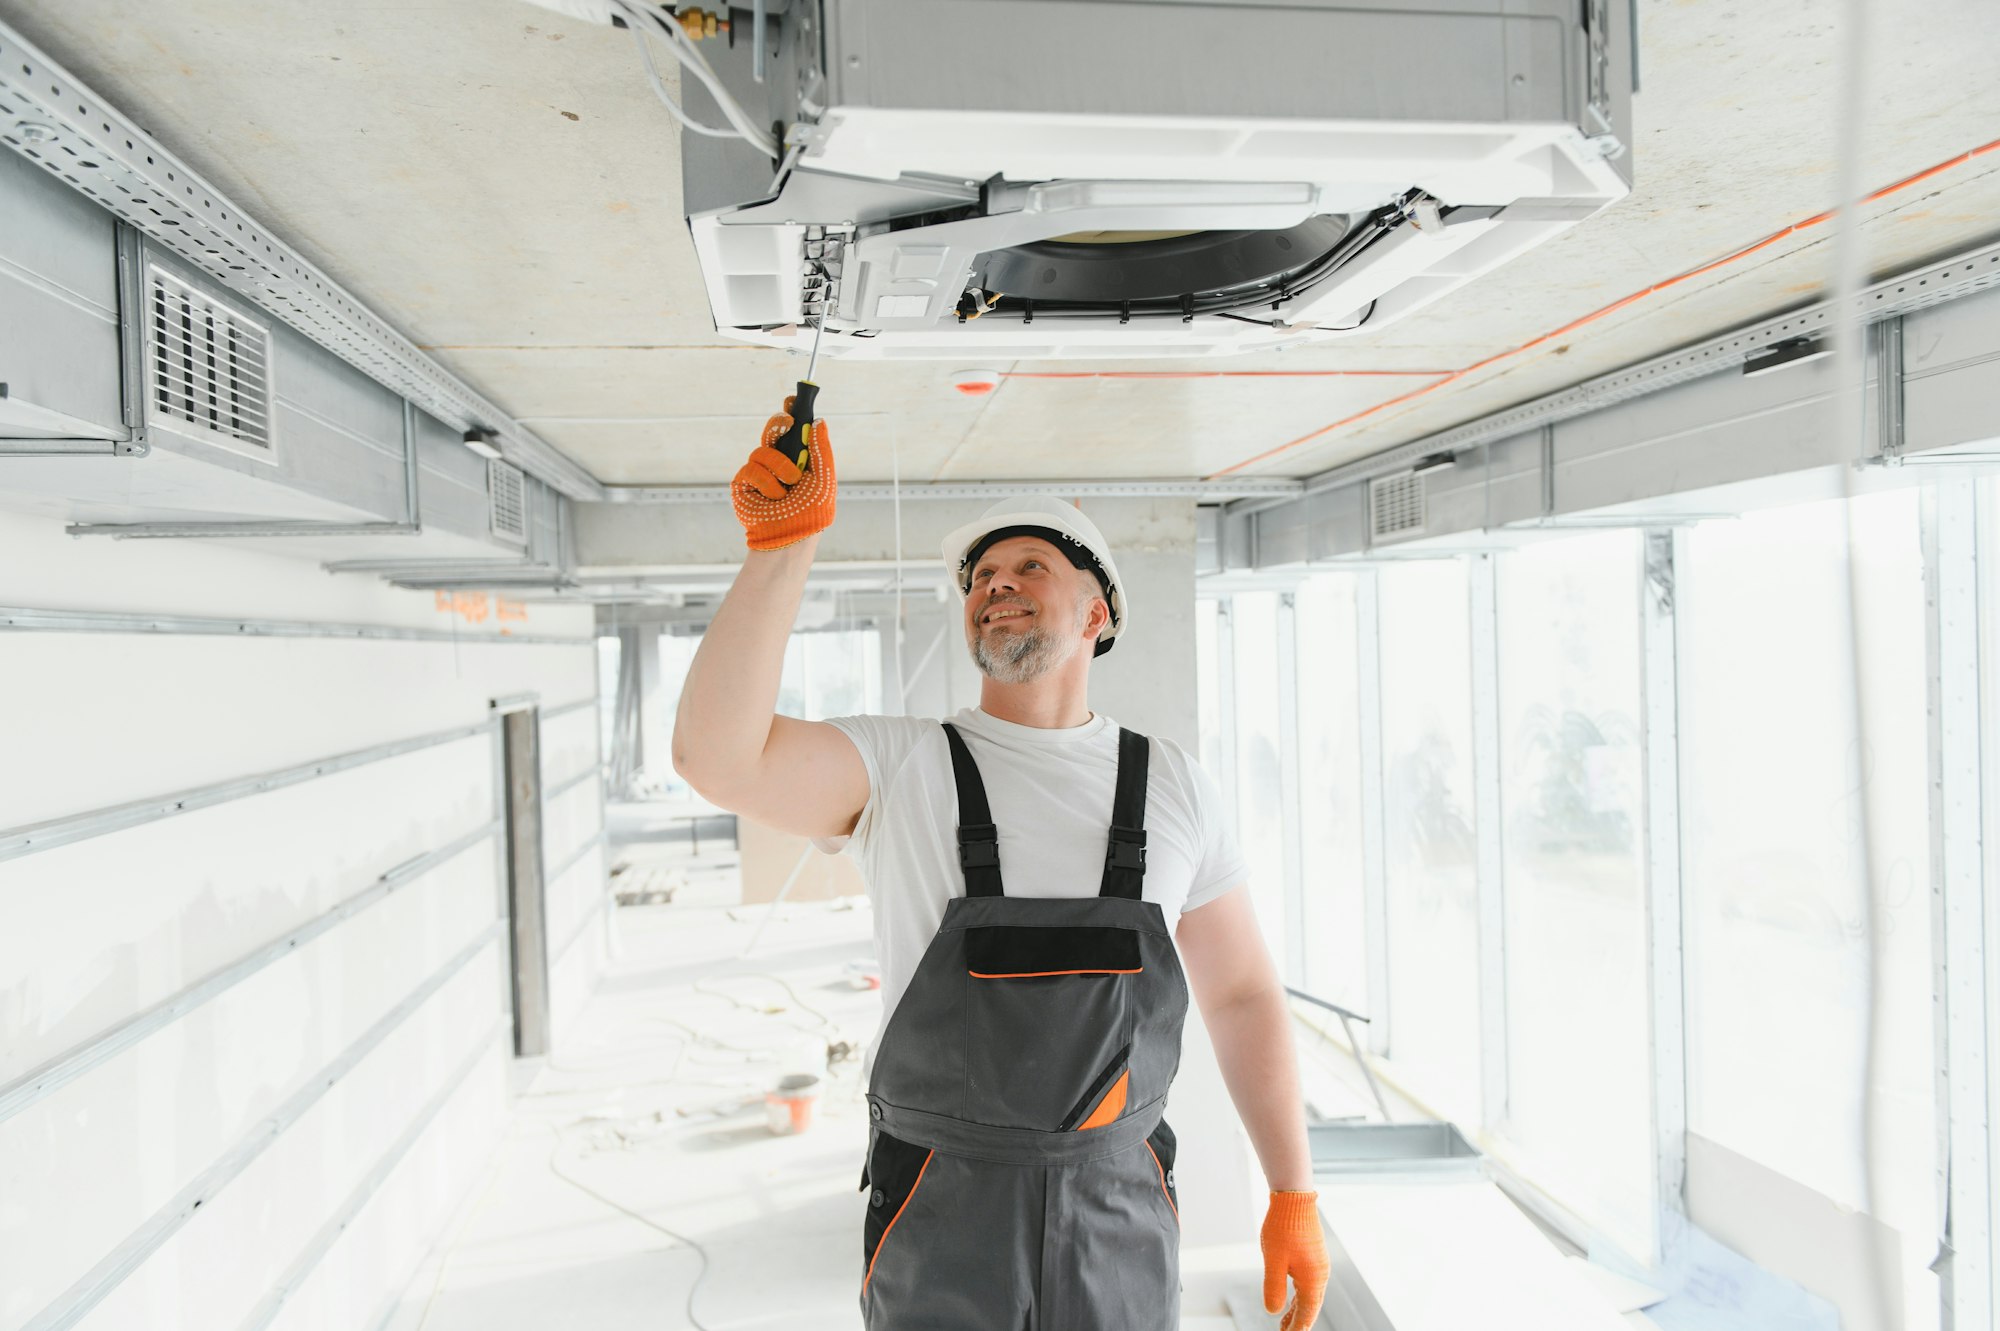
xmin=0 ymin=19 xmax=603 ymax=500
xmin=1259 ymin=239 xmax=2000 ymax=505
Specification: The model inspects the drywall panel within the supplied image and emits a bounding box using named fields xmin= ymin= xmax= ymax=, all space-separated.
xmin=545 ymin=847 xmax=609 ymax=1046
xmin=1 ymin=736 xmax=494 ymax=1076
xmin=67 ymin=950 xmax=504 ymax=1331
xmin=4 ymin=873 xmax=497 ymax=1325
xmin=546 ymin=837 xmax=606 ymax=952
xmin=541 ymin=779 xmax=602 ymax=880
xmin=261 ymin=1034 xmax=509 ymax=1331
xmin=539 ymin=702 xmax=600 ymax=793
xmin=0 ymin=504 xmax=606 ymax=1331
xmin=1686 ymin=1132 xmax=1913 ymax=1331
xmin=0 ymin=633 xmax=592 ymax=828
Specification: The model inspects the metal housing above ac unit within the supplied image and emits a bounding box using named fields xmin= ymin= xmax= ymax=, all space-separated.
xmin=681 ymin=0 xmax=1634 ymax=360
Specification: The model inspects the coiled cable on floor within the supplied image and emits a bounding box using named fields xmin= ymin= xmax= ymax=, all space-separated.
xmin=544 ymin=1119 xmax=719 ymax=1331
xmin=692 ymin=972 xmax=834 ymax=1029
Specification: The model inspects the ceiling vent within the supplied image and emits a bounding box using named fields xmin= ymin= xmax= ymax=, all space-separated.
xmin=1370 ymin=473 xmax=1427 ymax=542
xmin=144 ymin=267 xmax=273 ymax=458
xmin=487 ymin=458 xmax=528 ymax=544
xmin=670 ymin=0 xmax=1633 ymax=360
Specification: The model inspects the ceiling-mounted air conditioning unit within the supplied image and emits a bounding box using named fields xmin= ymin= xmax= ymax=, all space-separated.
xmin=664 ymin=0 xmax=1634 ymax=361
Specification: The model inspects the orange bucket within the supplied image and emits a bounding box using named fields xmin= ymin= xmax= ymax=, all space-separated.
xmin=765 ymin=1073 xmax=821 ymax=1135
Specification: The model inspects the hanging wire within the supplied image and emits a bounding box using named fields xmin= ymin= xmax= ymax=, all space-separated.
xmin=1825 ymin=0 xmax=1898 ymax=1322
xmin=891 ymin=415 xmax=910 ymax=713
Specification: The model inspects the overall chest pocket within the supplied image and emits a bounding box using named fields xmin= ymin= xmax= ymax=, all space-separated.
xmin=961 ymin=925 xmax=1142 ymax=1131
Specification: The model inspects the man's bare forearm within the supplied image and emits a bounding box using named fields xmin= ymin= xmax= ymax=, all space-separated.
xmin=671 ymin=535 xmax=818 ymax=791
xmin=1204 ymin=983 xmax=1315 ymax=1191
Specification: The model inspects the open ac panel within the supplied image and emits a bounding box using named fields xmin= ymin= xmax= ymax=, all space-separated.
xmin=682 ymin=0 xmax=1635 ymax=360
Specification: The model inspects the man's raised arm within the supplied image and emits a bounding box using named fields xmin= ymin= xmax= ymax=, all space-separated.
xmin=669 ymin=401 xmax=869 ymax=841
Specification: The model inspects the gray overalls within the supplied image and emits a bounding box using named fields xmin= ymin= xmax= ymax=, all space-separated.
xmin=860 ymin=722 xmax=1190 ymax=1329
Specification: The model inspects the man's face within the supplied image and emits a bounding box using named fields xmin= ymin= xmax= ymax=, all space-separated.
xmin=964 ymin=535 xmax=1104 ymax=684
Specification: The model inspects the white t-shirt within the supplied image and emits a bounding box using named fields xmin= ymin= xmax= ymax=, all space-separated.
xmin=819 ymin=706 xmax=1248 ymax=1056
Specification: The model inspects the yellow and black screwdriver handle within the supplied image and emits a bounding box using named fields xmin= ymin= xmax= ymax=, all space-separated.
xmin=770 ymin=379 xmax=821 ymax=474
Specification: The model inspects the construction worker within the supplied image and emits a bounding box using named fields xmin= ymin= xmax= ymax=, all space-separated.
xmin=672 ymin=399 xmax=1329 ymax=1330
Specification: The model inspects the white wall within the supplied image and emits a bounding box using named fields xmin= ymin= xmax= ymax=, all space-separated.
xmin=0 ymin=508 xmax=606 ymax=1331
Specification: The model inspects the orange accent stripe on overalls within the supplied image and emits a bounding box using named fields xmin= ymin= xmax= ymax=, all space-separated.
xmin=967 ymin=968 xmax=1144 ymax=978
xmin=1145 ymin=1142 xmax=1179 ymax=1223
xmin=1075 ymin=1070 xmax=1129 ymax=1130
xmin=862 ymin=1149 xmax=935 ymax=1294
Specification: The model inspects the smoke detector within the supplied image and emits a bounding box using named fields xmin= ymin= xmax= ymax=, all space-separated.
xmin=669 ymin=0 xmax=1633 ymax=361
xmin=951 ymin=370 xmax=1002 ymax=397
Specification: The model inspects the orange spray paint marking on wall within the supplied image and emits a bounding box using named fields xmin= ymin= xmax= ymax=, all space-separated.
xmin=435 ymin=590 xmax=492 ymax=624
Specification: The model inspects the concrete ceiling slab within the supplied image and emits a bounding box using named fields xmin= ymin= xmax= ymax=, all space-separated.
xmin=1 ymin=0 xmax=1995 ymax=490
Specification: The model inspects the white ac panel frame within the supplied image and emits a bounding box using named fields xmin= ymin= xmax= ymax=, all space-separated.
xmin=682 ymin=0 xmax=1634 ymax=361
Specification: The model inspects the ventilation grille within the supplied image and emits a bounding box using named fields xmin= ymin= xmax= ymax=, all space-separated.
xmin=1369 ymin=473 xmax=1426 ymax=540
xmin=488 ymin=459 xmax=528 ymax=544
xmin=145 ymin=267 xmax=273 ymax=458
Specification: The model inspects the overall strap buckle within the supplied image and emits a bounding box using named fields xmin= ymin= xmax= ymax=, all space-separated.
xmin=1098 ymin=728 xmax=1153 ymax=899
xmin=958 ymin=823 xmax=1000 ymax=871
xmin=1105 ymin=824 xmax=1148 ymax=872
xmin=943 ymin=722 xmax=1006 ymax=897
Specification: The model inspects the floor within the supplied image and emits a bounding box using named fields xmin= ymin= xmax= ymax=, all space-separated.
xmin=378 ymin=866 xmax=1264 ymax=1330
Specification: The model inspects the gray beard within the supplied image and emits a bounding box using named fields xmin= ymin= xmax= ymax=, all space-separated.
xmin=971 ymin=603 xmax=1087 ymax=684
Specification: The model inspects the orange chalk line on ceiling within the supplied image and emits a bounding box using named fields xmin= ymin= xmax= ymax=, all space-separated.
xmin=1001 ymin=369 xmax=1453 ymax=378
xmin=1203 ymin=134 xmax=2000 ymax=480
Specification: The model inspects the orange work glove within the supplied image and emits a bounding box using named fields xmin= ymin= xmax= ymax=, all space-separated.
xmin=1261 ymin=1190 xmax=1329 ymax=1330
xmin=731 ymin=395 xmax=837 ymax=551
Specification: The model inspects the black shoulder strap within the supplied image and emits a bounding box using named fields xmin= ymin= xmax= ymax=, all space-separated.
xmin=1098 ymin=728 xmax=1150 ymax=900
xmin=942 ymin=723 xmax=1004 ymax=898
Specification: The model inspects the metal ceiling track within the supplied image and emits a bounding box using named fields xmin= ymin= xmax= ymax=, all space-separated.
xmin=0 ymin=19 xmax=604 ymax=501
xmin=1232 ymin=238 xmax=2000 ymax=514
xmin=604 ymin=477 xmax=1306 ymax=504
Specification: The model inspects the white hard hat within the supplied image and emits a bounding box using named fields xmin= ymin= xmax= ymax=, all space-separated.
xmin=941 ymin=496 xmax=1127 ymax=657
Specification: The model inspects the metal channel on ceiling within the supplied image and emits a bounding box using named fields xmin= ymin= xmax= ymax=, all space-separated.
xmin=1255 ymin=239 xmax=2000 ymax=507
xmin=602 ymin=477 xmax=1308 ymax=504
xmin=0 ymin=19 xmax=604 ymax=502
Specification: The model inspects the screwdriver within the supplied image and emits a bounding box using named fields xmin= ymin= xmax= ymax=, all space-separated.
xmin=770 ymin=315 xmax=824 ymax=473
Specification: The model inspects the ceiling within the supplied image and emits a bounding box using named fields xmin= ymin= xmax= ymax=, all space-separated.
xmin=1 ymin=0 xmax=1996 ymax=488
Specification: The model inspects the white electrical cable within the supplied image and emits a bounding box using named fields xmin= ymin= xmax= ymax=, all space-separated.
xmin=643 ymin=9 xmax=777 ymax=154
xmin=625 ymin=19 xmax=741 ymax=139
xmin=891 ymin=419 xmax=909 ymax=713
xmin=610 ymin=0 xmax=780 ymax=159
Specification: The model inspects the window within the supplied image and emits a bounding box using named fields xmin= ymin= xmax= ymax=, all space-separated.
xmin=1376 ymin=559 xmax=1482 ymax=1124
xmin=1197 ymin=598 xmax=1224 ymax=779
xmin=1232 ymin=592 xmax=1288 ymax=948
xmin=1680 ymin=491 xmax=1933 ymax=1241
xmin=1495 ymin=530 xmax=1653 ymax=1258
xmin=1295 ymin=573 xmax=1367 ymax=1012
xmin=778 ymin=627 xmax=884 ymax=721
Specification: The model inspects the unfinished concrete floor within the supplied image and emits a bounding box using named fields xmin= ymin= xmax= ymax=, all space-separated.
xmin=378 ymin=893 xmax=1262 ymax=1330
